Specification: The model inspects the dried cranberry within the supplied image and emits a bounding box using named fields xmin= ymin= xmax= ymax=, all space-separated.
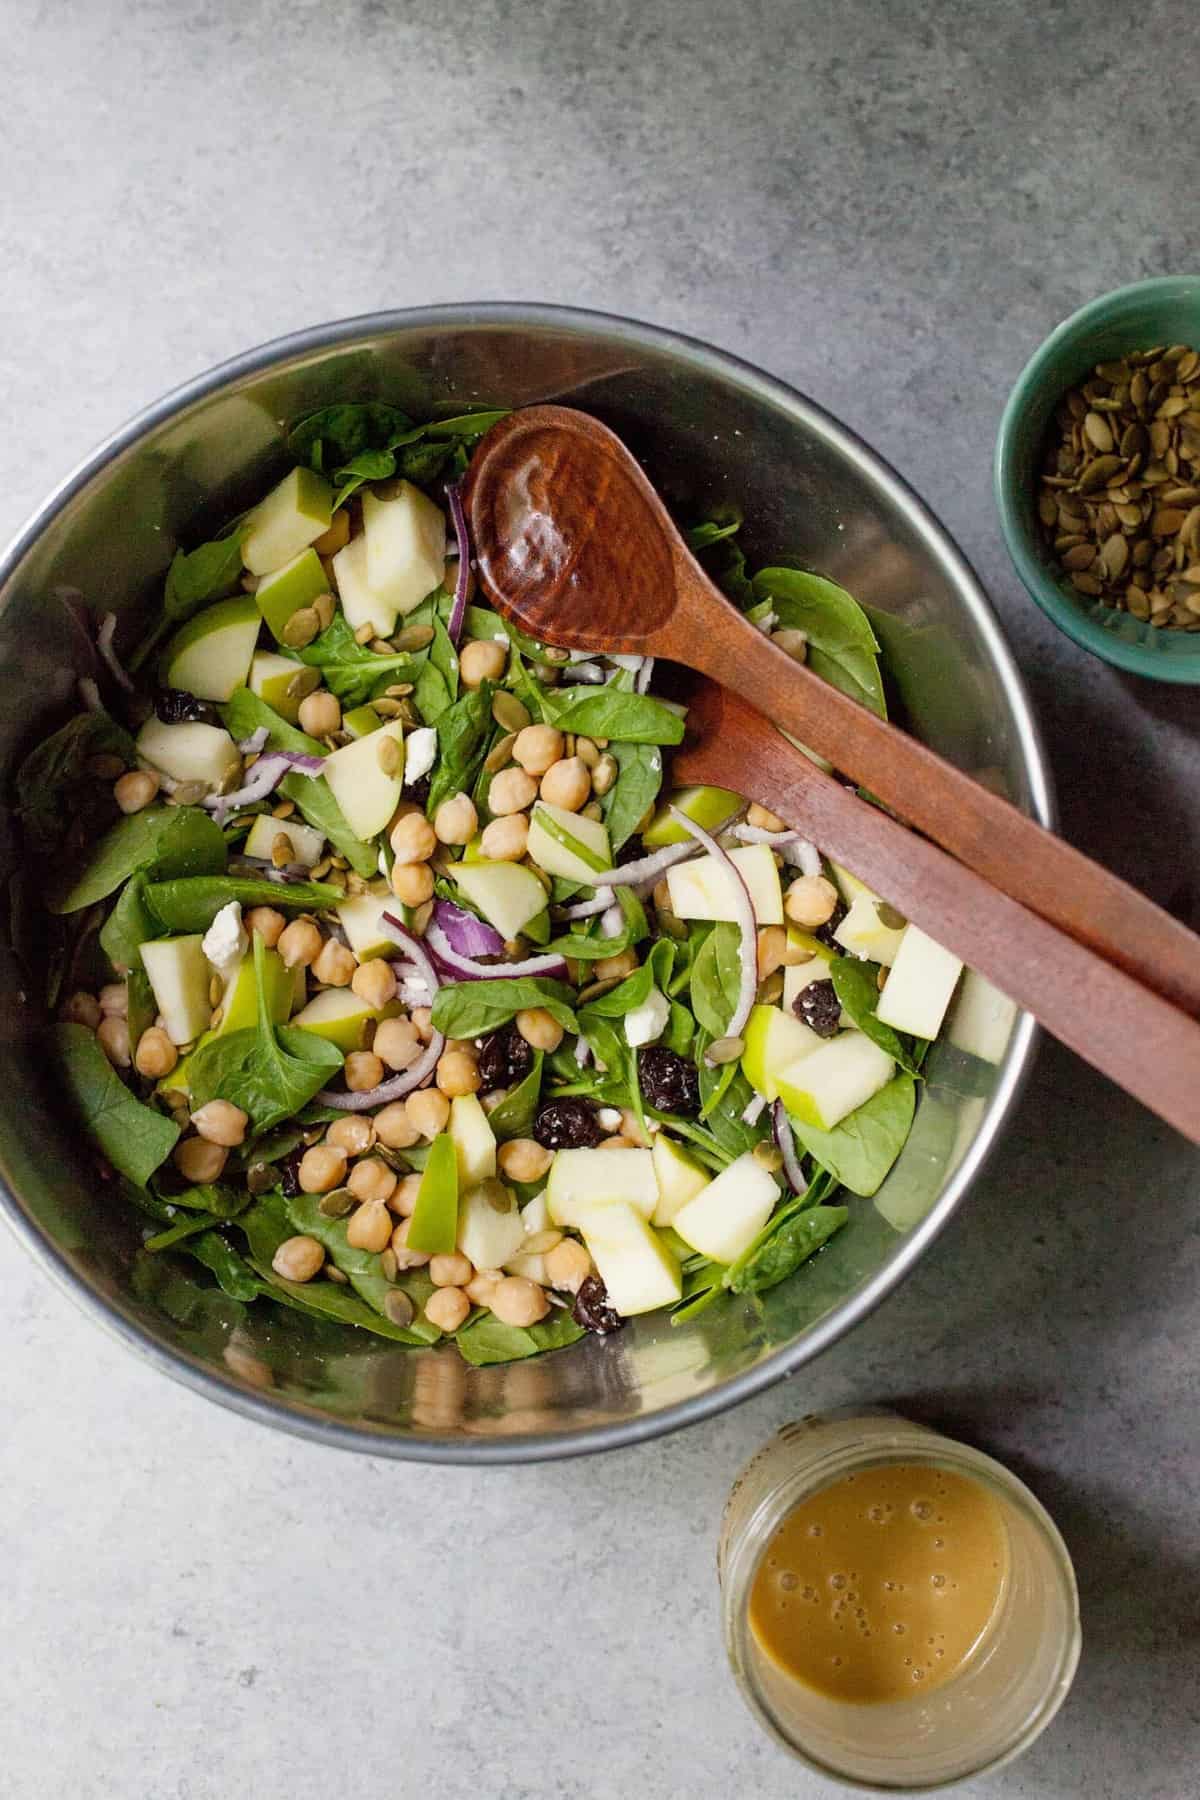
xmin=156 ymin=687 xmax=221 ymax=727
xmin=533 ymin=1099 xmax=603 ymax=1149
xmin=407 ymin=771 xmax=432 ymax=808
xmin=478 ymin=1025 xmax=534 ymax=1090
xmin=615 ymin=833 xmax=645 ymax=866
xmin=572 ymin=1275 xmax=624 ymax=1335
xmin=278 ymin=1146 xmax=307 ymax=1199
xmin=637 ymin=1046 xmax=701 ymax=1116
xmin=795 ymin=978 xmax=840 ymax=1038
xmin=812 ymin=897 xmax=847 ymax=950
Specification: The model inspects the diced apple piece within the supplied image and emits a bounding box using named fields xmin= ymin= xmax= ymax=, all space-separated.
xmin=291 ymin=987 xmax=396 ymax=1053
xmin=650 ymin=1134 xmax=710 ymax=1226
xmin=666 ymin=843 xmax=783 ymax=926
xmin=331 ymin=533 xmax=396 ymax=639
xmin=525 ymin=801 xmax=611 ymax=885
xmin=828 ymin=861 xmax=877 ymax=907
xmin=833 ymin=893 xmax=906 ymax=967
xmin=243 ymin=812 xmax=325 ymax=868
xmin=642 ymin=784 xmax=741 ymax=848
xmin=777 ymin=1032 xmax=894 ymax=1131
xmin=741 ymin=1002 xmax=825 ymax=1101
xmin=255 ymin=547 xmax=330 ymax=644
xmin=241 ymin=468 xmax=333 ymax=577
xmin=249 ymin=650 xmax=306 ymax=723
xmin=874 ymin=924 xmax=963 ymax=1040
xmin=453 ymin=861 xmax=546 ymax=942
xmin=520 ymin=1192 xmax=551 ymax=1235
xmin=672 ymin=1151 xmax=779 ymax=1265
xmin=321 ymin=721 xmax=405 ymax=842
xmin=362 ymin=482 xmax=446 ymax=619
xmin=136 ymin=717 xmax=240 ymax=790
xmin=448 ymin=1094 xmax=496 ymax=1188
xmin=948 ymin=970 xmax=1018 ymax=1065
xmin=336 ymin=893 xmax=398 ymax=961
xmin=162 ymin=595 xmax=260 ymax=702
xmin=575 ymin=1202 xmax=682 ymax=1317
xmin=504 ymin=1249 xmax=551 ymax=1284
xmin=457 ymin=1179 xmax=525 ymax=1271
xmin=547 ymin=1147 xmax=658 ymax=1227
xmin=161 ymin=947 xmax=293 ymax=1097
xmin=141 ymin=935 xmax=211 ymax=1046
xmin=342 ymin=704 xmax=382 ymax=739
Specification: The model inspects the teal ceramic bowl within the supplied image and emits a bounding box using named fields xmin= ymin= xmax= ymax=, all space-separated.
xmin=995 ymin=275 xmax=1200 ymax=682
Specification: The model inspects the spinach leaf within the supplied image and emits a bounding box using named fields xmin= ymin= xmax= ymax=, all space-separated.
xmin=99 ymin=874 xmax=159 ymax=970
xmin=546 ymin=886 xmax=648 ymax=961
xmin=539 ymin=686 xmax=685 ymax=746
xmin=663 ymin=999 xmax=696 ymax=1056
xmin=49 ymin=806 xmax=226 ymax=915
xmin=752 ymin=567 xmax=886 ymax=717
xmin=144 ymin=873 xmax=342 ymax=934
xmin=431 ymin=977 xmax=577 ymax=1040
xmin=829 ymin=957 xmax=921 ymax=1076
xmin=162 ymin=529 xmax=246 ymax=624
xmin=287 ymin=402 xmax=415 ymax=472
xmin=690 ymin=922 xmax=742 ymax=1038
xmin=187 ymin=934 xmax=343 ymax=1132
xmin=578 ymin=939 xmax=674 ymax=1021
xmin=689 ymin=519 xmax=754 ymax=606
xmin=487 ymin=1053 xmax=544 ymax=1141
xmin=284 ymin=1193 xmax=440 ymax=1341
xmin=698 ymin=1061 xmax=765 ymax=1157
xmin=54 ymin=1023 xmax=179 ymax=1184
xmin=426 ymin=680 xmax=497 ymax=814
xmin=455 ymin=1307 xmax=584 ymax=1366
xmin=181 ymin=1229 xmax=264 ymax=1300
xmin=234 ymin=1192 xmax=429 ymax=1339
xmin=600 ymin=742 xmax=663 ymax=852
xmin=126 ymin=960 xmax=157 ymax=1045
xmin=414 ymin=658 xmax=452 ymax=725
xmin=157 ymin=1181 xmax=249 ymax=1219
xmin=16 ymin=711 xmax=136 ymax=858
xmin=787 ymin=1072 xmax=916 ymax=1197
xmin=144 ymin=1215 xmax=213 ymax=1254
xmin=286 ymin=614 xmax=419 ymax=708
xmin=429 ymin=614 xmax=460 ymax=701
xmin=426 ymin=409 xmax=510 ymax=440
xmin=686 ymin=516 xmax=743 ymax=550
xmin=727 ymin=1204 xmax=848 ymax=1294
xmin=331 ymin=447 xmax=398 ymax=506
xmin=220 ymin=690 xmax=376 ymax=875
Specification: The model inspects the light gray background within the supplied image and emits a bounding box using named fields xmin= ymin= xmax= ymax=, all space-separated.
xmin=2 ymin=3 xmax=1197 ymax=1797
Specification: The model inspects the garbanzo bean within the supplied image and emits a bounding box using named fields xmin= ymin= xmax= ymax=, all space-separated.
xmin=497 ymin=1138 xmax=553 ymax=1184
xmin=544 ymin=1238 xmax=593 ymax=1292
xmin=459 ymin=639 xmax=507 ymax=688
xmin=539 ymin=756 xmax=590 ymax=812
xmin=389 ymin=1173 xmax=424 ymax=1217
xmin=489 ymin=1275 xmax=550 ymax=1328
xmin=390 ymin=861 xmax=435 ymax=906
xmin=405 ymin=1087 xmax=450 ymax=1139
xmin=487 ymin=767 xmax=538 ymax=816
xmin=174 ymin=1137 xmax=228 ymax=1183
xmin=277 ymin=918 xmax=322 ymax=968
xmin=96 ymin=1014 xmax=131 ymax=1068
xmin=374 ymin=1017 xmax=422 ymax=1071
xmin=272 ymin=1235 xmax=325 ymax=1283
xmin=373 ymin=1100 xmax=420 ymax=1149
xmin=298 ymin=690 xmax=341 ymax=737
xmin=515 ymin=1007 xmax=563 ymax=1053
xmin=298 ymin=1144 xmax=348 ymax=1194
xmin=425 ymin=1286 xmax=470 ymax=1331
xmin=326 ymin=1115 xmax=375 ymax=1156
xmin=189 ymin=1099 xmax=248 ymax=1147
xmin=347 ymin=1158 xmax=397 ymax=1205
xmin=512 ymin=723 xmax=564 ymax=777
xmin=436 ymin=1048 xmax=481 ymax=1097
xmin=344 ymin=1050 xmax=384 ymax=1092
xmin=114 ymin=769 xmax=159 ymax=814
xmin=312 ymin=938 xmax=356 ymax=987
xmin=429 ymin=1252 xmax=474 ymax=1288
xmin=351 ymin=958 xmax=397 ymax=1010
xmin=98 ymin=983 xmax=128 ymax=1017
xmin=346 ymin=1198 xmax=393 ymax=1251
xmin=390 ymin=1216 xmax=431 ymax=1268
xmin=62 ymin=991 xmax=101 ymax=1030
xmin=244 ymin=906 xmax=286 ymax=947
xmin=478 ymin=814 xmax=528 ymax=861
xmin=433 ymin=792 xmax=478 ymax=845
xmin=784 ymin=875 xmax=839 ymax=929
xmin=134 ymin=1026 xmax=177 ymax=1078
xmin=390 ymin=810 xmax=438 ymax=864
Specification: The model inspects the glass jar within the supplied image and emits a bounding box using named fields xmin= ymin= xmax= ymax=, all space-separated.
xmin=719 ymin=1412 xmax=1080 ymax=1790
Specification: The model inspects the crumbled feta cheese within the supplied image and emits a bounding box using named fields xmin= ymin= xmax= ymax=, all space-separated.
xmin=597 ymin=1106 xmax=623 ymax=1131
xmin=624 ymin=985 xmax=670 ymax=1048
xmin=404 ymin=726 xmax=437 ymax=786
xmin=202 ymin=901 xmax=246 ymax=985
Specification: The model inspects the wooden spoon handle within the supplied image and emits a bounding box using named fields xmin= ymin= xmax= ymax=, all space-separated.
xmin=671 ymin=586 xmax=1200 ymax=1020
xmin=672 ymin=685 xmax=1200 ymax=1145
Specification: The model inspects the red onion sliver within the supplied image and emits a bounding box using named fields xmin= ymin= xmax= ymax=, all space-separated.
xmin=381 ymin=913 xmax=442 ymax=994
xmin=599 ymin=903 xmax=624 ymax=938
xmin=634 ymin=655 xmax=655 ymax=695
xmin=773 ymin=1100 xmax=806 ymax=1193
xmin=574 ymin=1034 xmax=592 ymax=1067
xmin=445 ymin=482 xmax=470 ymax=646
xmin=741 ymin=1091 xmax=767 ymax=1126
xmin=433 ymin=898 xmax=505 ymax=958
xmin=317 ymin=1028 xmax=445 ymax=1111
xmin=733 ymin=822 xmax=821 ymax=878
xmin=668 ymin=803 xmax=757 ymax=1053
xmin=567 ymin=661 xmax=606 ymax=684
xmin=425 ymin=919 xmax=568 ymax=982
xmin=78 ymin=676 xmax=103 ymax=714
xmin=97 ymin=612 xmax=134 ymax=692
xmin=583 ymin=838 xmax=698 ymax=890
xmin=556 ymin=888 xmax=614 ymax=921
xmin=203 ymin=750 xmax=323 ymax=822
xmin=238 ymin=726 xmax=271 ymax=755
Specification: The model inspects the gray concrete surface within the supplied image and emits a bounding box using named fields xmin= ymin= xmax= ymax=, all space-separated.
xmin=2 ymin=2 xmax=1198 ymax=1796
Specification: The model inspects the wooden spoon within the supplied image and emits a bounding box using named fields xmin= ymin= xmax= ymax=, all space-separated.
xmin=463 ymin=404 xmax=1200 ymax=1023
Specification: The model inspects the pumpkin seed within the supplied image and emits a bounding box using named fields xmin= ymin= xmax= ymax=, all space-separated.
xmin=1101 ymin=534 xmax=1129 ymax=580
xmin=286 ymin=667 xmax=322 ymax=700
xmin=484 ymin=730 xmax=518 ymax=773
xmin=705 ymin=1035 xmax=746 ymax=1066
xmin=1083 ymin=412 xmax=1113 ymax=452
xmin=383 ymin=1290 xmax=415 ymax=1327
xmin=319 ymin=1188 xmax=356 ymax=1218
xmin=371 ymin=696 xmax=405 ymax=719
xmin=354 ymin=621 xmax=376 ymax=645
xmin=491 ymin=690 xmax=530 ymax=733
xmin=376 ymin=735 xmax=402 ymax=777
xmin=393 ymin=622 xmax=435 ymax=652
xmin=282 ymin=606 xmax=321 ymax=648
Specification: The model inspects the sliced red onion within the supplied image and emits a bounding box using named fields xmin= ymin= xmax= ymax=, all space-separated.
xmin=668 ymin=803 xmax=757 ymax=1054
xmin=78 ymin=676 xmax=103 ymax=714
xmin=599 ymin=903 xmax=624 ymax=938
xmin=203 ymin=749 xmax=324 ymax=822
xmin=634 ymin=655 xmax=655 ymax=695
xmin=381 ymin=913 xmax=443 ymax=995
xmin=445 ymin=482 xmax=470 ymax=645
xmin=425 ymin=918 xmax=568 ymax=982
xmin=773 ymin=1100 xmax=806 ymax=1193
xmin=574 ymin=1035 xmax=592 ymax=1067
xmin=741 ymin=1092 xmax=767 ymax=1126
xmin=238 ymin=726 xmax=271 ymax=755
xmin=317 ymin=1028 xmax=445 ymax=1111
xmin=583 ymin=838 xmax=698 ymax=890
xmin=433 ymin=898 xmax=505 ymax=958
xmin=397 ymin=980 xmax=435 ymax=1007
xmin=97 ymin=612 xmax=134 ymax=692
xmin=567 ymin=661 xmax=606 ymax=684
xmin=555 ymin=888 xmax=614 ymax=920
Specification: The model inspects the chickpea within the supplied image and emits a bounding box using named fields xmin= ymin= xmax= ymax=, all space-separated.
xmin=433 ymin=792 xmax=478 ymax=845
xmin=390 ymin=810 xmax=437 ymax=864
xmin=389 ymin=1172 xmax=424 ymax=1217
xmin=189 ymin=1099 xmax=248 ymax=1147
xmin=619 ymin=1107 xmax=649 ymax=1147
xmin=459 ymin=638 xmax=507 ymax=688
xmin=277 ymin=918 xmax=322 ymax=968
xmin=390 ymin=1216 xmax=431 ymax=1268
xmin=351 ymin=958 xmax=397 ymax=1010
xmin=757 ymin=925 xmax=787 ymax=980
xmin=326 ymin=1115 xmax=375 ymax=1156
xmin=374 ymin=1017 xmax=422 ymax=1071
xmin=488 ymin=767 xmax=538 ymax=816
xmin=539 ymin=756 xmax=591 ymax=812
xmin=544 ymin=1238 xmax=593 ymax=1293
xmin=98 ymin=982 xmax=127 ymax=1018
xmin=272 ymin=1235 xmax=325 ymax=1283
xmin=410 ymin=1006 xmax=434 ymax=1043
xmin=312 ymin=938 xmax=356 ymax=987
xmin=784 ymin=874 xmax=839 ymax=929
xmin=298 ymin=690 xmax=341 ymax=737
xmin=346 ymin=1198 xmax=393 ymax=1251
xmin=244 ymin=906 xmax=286 ymax=947
xmin=430 ymin=1251 xmax=474 ymax=1288
xmin=771 ymin=627 xmax=808 ymax=663
xmin=512 ymin=723 xmax=564 ymax=777
xmin=405 ymin=1087 xmax=449 ymax=1140
xmin=478 ymin=814 xmax=528 ymax=862
xmin=114 ymin=769 xmax=159 ymax=814
xmin=62 ymin=990 xmax=101 ymax=1030
xmin=489 ymin=1275 xmax=550 ymax=1328
xmin=597 ymin=1134 xmax=637 ymax=1149
xmin=747 ymin=801 xmax=786 ymax=832
xmin=390 ymin=861 xmax=435 ymax=906
xmin=437 ymin=1048 xmax=481 ymax=1097
xmin=515 ymin=1007 xmax=564 ymax=1053
xmin=298 ymin=1144 xmax=348 ymax=1194
xmin=425 ymin=1286 xmax=470 ymax=1332
xmin=345 ymin=1050 xmax=384 ymax=1092
xmin=174 ymin=1137 xmax=228 ymax=1183
xmin=465 ymin=1270 xmax=504 ymax=1308
xmin=345 ymin=1158 xmax=395 ymax=1205
xmin=134 ymin=1026 xmax=177 ymax=1079
xmin=594 ymin=948 xmax=638 ymax=982
xmin=497 ymin=1138 xmax=553 ymax=1184
xmin=96 ymin=1015 xmax=131 ymax=1068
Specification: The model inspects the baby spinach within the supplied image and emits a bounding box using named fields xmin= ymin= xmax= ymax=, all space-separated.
xmin=220 ymin=689 xmax=375 ymax=875
xmin=49 ymin=806 xmax=226 ymax=915
xmin=54 ymin=1023 xmax=179 ymax=1184
xmin=144 ymin=1215 xmax=213 ymax=1254
xmin=690 ymin=922 xmax=742 ymax=1038
xmin=752 ymin=567 xmax=886 ymax=717
xmin=162 ymin=529 xmax=247 ymax=623
xmin=689 ymin=518 xmax=754 ymax=606
xmin=99 ymin=874 xmax=159 ymax=970
xmin=158 ymin=1181 xmax=250 ymax=1219
xmin=144 ymin=873 xmax=342 ymax=934
xmin=600 ymin=741 xmax=663 ymax=851
xmin=698 ymin=1061 xmax=764 ymax=1158
xmin=539 ymin=686 xmax=685 ymax=746
xmin=726 ymin=1204 xmax=848 ymax=1295
xmin=829 ymin=956 xmax=921 ymax=1076
xmin=126 ymin=960 xmax=157 ymax=1046
xmin=234 ymin=1193 xmax=430 ymax=1339
xmin=455 ymin=1307 xmax=584 ymax=1366
xmin=486 ymin=1052 xmax=544 ymax=1141
xmin=187 ymin=934 xmax=343 ymax=1132
xmin=578 ymin=938 xmax=674 ymax=1021
xmin=426 ymin=680 xmax=497 ymax=814
xmin=431 ymin=976 xmax=578 ymax=1040
xmin=787 ymin=1072 xmax=916 ymax=1197
xmin=663 ymin=999 xmax=696 ymax=1056
xmin=547 ymin=887 xmax=649 ymax=961
xmin=286 ymin=615 xmax=420 ymax=708
xmin=16 ymin=711 xmax=136 ymax=857
xmin=285 ymin=1193 xmax=441 ymax=1340
xmin=180 ymin=1229 xmax=264 ymax=1300
xmin=288 ymin=402 xmax=415 ymax=472
xmin=686 ymin=516 xmax=743 ymax=550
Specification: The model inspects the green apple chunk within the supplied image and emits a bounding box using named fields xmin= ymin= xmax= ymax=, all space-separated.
xmin=547 ymin=1147 xmax=658 ymax=1227
xmin=331 ymin=533 xmax=397 ymax=639
xmin=362 ymin=483 xmax=446 ymax=619
xmin=828 ymin=861 xmax=877 ymax=907
xmin=321 ymin=720 xmax=405 ymax=842
xmin=833 ymin=894 xmax=906 ymax=966
xmin=741 ymin=1002 xmax=825 ymax=1101
xmin=291 ymin=986 xmax=397 ymax=1053
xmin=243 ymin=812 xmax=326 ymax=868
xmin=457 ymin=1179 xmax=526 ymax=1270
xmin=947 ymin=969 xmax=1017 ymax=1065
xmin=162 ymin=595 xmax=260 ymax=702
xmin=575 ymin=1201 xmax=682 ymax=1316
xmin=249 ymin=650 xmax=306 ymax=723
xmin=448 ymin=1093 xmax=496 ymax=1188
xmin=525 ymin=801 xmax=611 ymax=884
xmin=672 ymin=1150 xmax=779 ymax=1264
xmin=666 ymin=842 xmax=783 ymax=925
xmin=342 ymin=704 xmax=382 ymax=739
xmin=650 ymin=1133 xmax=710 ymax=1226
xmin=776 ymin=1032 xmax=894 ymax=1131
xmin=408 ymin=1131 xmax=459 ymax=1256
xmin=141 ymin=935 xmax=211 ymax=1045
xmin=336 ymin=893 xmax=398 ymax=960
xmin=161 ymin=946 xmax=293 ymax=1097
xmin=241 ymin=468 xmax=333 ymax=577
xmin=453 ymin=861 xmax=546 ymax=941
xmin=255 ymin=548 xmax=330 ymax=644
xmin=642 ymin=785 xmax=742 ymax=849
xmin=874 ymin=924 xmax=963 ymax=1040
xmin=136 ymin=717 xmax=241 ymax=790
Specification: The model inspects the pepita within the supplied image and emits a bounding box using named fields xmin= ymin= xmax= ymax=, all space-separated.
xmin=286 ymin=667 xmax=322 ymax=700
xmin=484 ymin=730 xmax=518 ymax=773
xmin=376 ymin=735 xmax=402 ymax=778
xmin=393 ymin=622 xmax=435 ymax=652
xmin=491 ymin=690 xmax=531 ymax=733
xmin=383 ymin=1290 xmax=415 ymax=1327
xmin=282 ymin=606 xmax=321 ymax=648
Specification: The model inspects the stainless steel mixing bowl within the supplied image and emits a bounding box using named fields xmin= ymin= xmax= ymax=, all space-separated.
xmin=0 ymin=305 xmax=1050 ymax=1461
